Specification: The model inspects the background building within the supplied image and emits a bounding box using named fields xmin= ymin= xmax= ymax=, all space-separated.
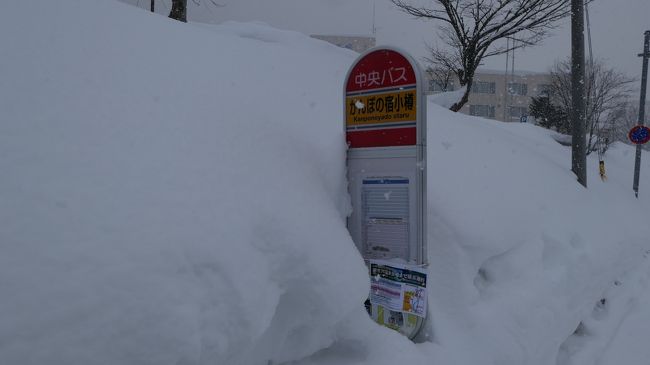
xmin=427 ymin=70 xmax=552 ymax=123
xmin=310 ymin=35 xmax=376 ymax=54
xmin=310 ymin=36 xmax=552 ymax=125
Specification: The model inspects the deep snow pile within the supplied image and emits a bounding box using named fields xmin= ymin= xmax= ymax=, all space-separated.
xmin=2 ymin=1 xmax=650 ymax=365
xmin=422 ymin=103 xmax=650 ymax=365
xmin=0 ymin=1 xmax=376 ymax=364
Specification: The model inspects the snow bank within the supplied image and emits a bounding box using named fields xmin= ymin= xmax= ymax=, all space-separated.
xmin=2 ymin=1 xmax=650 ymax=365
xmin=0 ymin=1 xmax=374 ymax=364
xmin=424 ymin=101 xmax=650 ymax=365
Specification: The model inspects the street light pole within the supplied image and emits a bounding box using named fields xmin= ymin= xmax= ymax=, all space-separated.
xmin=151 ymin=0 xmax=154 ymax=12
xmin=632 ymin=30 xmax=650 ymax=198
xmin=571 ymin=0 xmax=587 ymax=187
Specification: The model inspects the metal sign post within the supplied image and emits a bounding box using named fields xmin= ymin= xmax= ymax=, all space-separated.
xmin=633 ymin=31 xmax=649 ymax=198
xmin=629 ymin=126 xmax=650 ymax=145
xmin=344 ymin=47 xmax=428 ymax=339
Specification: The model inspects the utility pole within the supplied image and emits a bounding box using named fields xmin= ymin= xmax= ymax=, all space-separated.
xmin=571 ymin=0 xmax=587 ymax=187
xmin=510 ymin=38 xmax=516 ymax=122
xmin=169 ymin=0 xmax=188 ymax=22
xmin=503 ymin=37 xmax=510 ymax=122
xmin=633 ymin=30 xmax=650 ymax=198
xmin=503 ymin=37 xmax=516 ymax=122
xmin=151 ymin=0 xmax=154 ymax=12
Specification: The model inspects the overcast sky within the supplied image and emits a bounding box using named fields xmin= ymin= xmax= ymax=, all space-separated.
xmin=132 ymin=0 xmax=648 ymax=89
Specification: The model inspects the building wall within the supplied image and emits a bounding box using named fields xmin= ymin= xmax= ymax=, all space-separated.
xmin=310 ymin=35 xmax=376 ymax=54
xmin=427 ymin=70 xmax=552 ymax=123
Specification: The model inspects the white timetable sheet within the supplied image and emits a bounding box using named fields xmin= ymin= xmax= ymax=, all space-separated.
xmin=361 ymin=177 xmax=410 ymax=260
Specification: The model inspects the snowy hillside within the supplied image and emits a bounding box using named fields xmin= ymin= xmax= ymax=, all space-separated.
xmin=1 ymin=1 xmax=650 ymax=365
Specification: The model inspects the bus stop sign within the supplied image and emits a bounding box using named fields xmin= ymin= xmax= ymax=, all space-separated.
xmin=344 ymin=47 xmax=428 ymax=340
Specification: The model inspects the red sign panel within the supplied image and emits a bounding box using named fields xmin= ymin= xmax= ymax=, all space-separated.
xmin=346 ymin=50 xmax=417 ymax=93
xmin=345 ymin=49 xmax=419 ymax=149
xmin=346 ymin=127 xmax=417 ymax=148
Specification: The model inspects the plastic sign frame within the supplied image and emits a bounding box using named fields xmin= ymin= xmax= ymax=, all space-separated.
xmin=344 ymin=47 xmax=428 ymax=340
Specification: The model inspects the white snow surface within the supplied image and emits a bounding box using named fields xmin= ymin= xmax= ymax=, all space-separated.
xmin=1 ymin=1 xmax=650 ymax=365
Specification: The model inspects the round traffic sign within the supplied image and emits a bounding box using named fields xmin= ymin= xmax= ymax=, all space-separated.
xmin=628 ymin=125 xmax=650 ymax=145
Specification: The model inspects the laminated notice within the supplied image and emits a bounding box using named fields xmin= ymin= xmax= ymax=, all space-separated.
xmin=369 ymin=260 xmax=427 ymax=318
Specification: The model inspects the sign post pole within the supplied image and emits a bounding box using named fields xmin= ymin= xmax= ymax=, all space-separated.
xmin=633 ymin=30 xmax=650 ymax=198
xmin=344 ymin=47 xmax=428 ymax=340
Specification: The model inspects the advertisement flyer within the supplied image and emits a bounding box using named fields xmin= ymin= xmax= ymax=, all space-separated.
xmin=369 ymin=260 xmax=427 ymax=318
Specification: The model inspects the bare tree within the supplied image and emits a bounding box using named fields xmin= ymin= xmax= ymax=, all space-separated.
xmin=547 ymin=58 xmax=635 ymax=153
xmin=392 ymin=0 xmax=575 ymax=111
xmin=423 ymin=45 xmax=460 ymax=92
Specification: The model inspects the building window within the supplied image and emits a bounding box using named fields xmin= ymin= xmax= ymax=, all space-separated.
xmin=470 ymin=104 xmax=496 ymax=118
xmin=507 ymin=82 xmax=528 ymax=96
xmin=429 ymin=80 xmax=454 ymax=93
xmin=508 ymin=106 xmax=528 ymax=120
xmin=472 ymin=81 xmax=496 ymax=94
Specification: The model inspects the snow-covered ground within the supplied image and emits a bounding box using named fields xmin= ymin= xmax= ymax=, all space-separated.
xmin=1 ymin=1 xmax=649 ymax=364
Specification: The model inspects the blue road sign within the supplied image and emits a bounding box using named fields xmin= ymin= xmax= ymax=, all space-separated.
xmin=629 ymin=125 xmax=650 ymax=145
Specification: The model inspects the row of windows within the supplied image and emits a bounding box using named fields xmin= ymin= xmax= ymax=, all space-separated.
xmin=428 ymin=80 xmax=455 ymax=92
xmin=471 ymin=81 xmax=528 ymax=96
xmin=507 ymin=82 xmax=527 ymax=96
xmin=472 ymin=81 xmax=496 ymax=94
xmin=469 ymin=104 xmax=496 ymax=118
xmin=468 ymin=105 xmax=529 ymax=120
xmin=508 ymin=106 xmax=528 ymax=118
xmin=465 ymin=81 xmax=551 ymax=96
xmin=472 ymin=81 xmax=528 ymax=95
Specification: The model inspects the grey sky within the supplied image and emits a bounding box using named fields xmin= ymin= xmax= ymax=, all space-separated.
xmin=134 ymin=0 xmax=649 ymax=88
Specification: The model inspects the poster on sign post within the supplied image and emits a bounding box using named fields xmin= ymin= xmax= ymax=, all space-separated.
xmin=369 ymin=260 xmax=427 ymax=318
xmin=344 ymin=47 xmax=428 ymax=340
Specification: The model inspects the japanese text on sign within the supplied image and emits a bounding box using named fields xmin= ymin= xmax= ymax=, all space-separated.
xmin=370 ymin=263 xmax=427 ymax=287
xmin=369 ymin=260 xmax=428 ymax=318
xmin=353 ymin=67 xmax=409 ymax=89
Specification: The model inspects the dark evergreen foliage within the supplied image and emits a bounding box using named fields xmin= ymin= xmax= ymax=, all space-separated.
xmin=169 ymin=0 xmax=187 ymax=22
xmin=529 ymin=95 xmax=569 ymax=134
